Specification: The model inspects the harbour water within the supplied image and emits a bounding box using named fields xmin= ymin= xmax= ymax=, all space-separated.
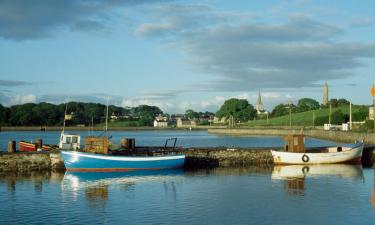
xmin=0 ymin=131 xmax=373 ymax=224
xmin=0 ymin=166 xmax=374 ymax=225
xmin=0 ymin=130 xmax=340 ymax=151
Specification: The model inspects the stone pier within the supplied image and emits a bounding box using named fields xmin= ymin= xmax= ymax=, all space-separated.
xmin=0 ymin=146 xmax=373 ymax=173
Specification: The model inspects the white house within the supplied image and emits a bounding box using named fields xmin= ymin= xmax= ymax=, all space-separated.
xmin=153 ymin=120 xmax=168 ymax=127
xmin=153 ymin=114 xmax=169 ymax=127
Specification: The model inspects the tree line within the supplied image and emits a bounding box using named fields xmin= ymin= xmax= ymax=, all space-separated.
xmin=0 ymin=102 xmax=162 ymax=127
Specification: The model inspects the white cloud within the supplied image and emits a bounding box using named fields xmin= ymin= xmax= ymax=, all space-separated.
xmin=9 ymin=94 xmax=36 ymax=105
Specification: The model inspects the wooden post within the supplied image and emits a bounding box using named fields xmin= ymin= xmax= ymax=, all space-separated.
xmin=35 ymin=138 xmax=43 ymax=150
xmin=329 ymin=104 xmax=332 ymax=125
xmin=313 ymin=112 xmax=315 ymax=128
xmin=7 ymin=140 xmax=16 ymax=153
xmin=349 ymin=102 xmax=352 ymax=130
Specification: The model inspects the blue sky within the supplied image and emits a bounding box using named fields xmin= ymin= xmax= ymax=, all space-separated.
xmin=1 ymin=0 xmax=375 ymax=113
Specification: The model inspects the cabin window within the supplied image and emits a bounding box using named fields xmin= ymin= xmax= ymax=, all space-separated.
xmin=293 ymin=137 xmax=299 ymax=145
xmin=72 ymin=136 xmax=78 ymax=143
xmin=66 ymin=137 xmax=71 ymax=144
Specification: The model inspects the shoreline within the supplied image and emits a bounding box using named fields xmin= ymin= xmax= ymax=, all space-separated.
xmin=0 ymin=126 xmax=216 ymax=132
xmin=208 ymin=128 xmax=375 ymax=145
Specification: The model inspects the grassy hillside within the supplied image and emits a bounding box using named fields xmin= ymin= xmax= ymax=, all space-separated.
xmin=242 ymin=105 xmax=369 ymax=127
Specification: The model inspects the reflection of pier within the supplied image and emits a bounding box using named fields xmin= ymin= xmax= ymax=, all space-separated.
xmin=284 ymin=178 xmax=305 ymax=196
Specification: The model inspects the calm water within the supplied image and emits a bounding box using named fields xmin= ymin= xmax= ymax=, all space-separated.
xmin=0 ymin=130 xmax=340 ymax=151
xmin=0 ymin=166 xmax=374 ymax=225
xmin=1 ymin=131 xmax=373 ymax=224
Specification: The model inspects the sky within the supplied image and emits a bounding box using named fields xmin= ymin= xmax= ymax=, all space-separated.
xmin=0 ymin=0 xmax=375 ymax=113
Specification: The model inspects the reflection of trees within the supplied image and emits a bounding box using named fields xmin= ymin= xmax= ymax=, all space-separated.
xmin=284 ymin=179 xmax=305 ymax=196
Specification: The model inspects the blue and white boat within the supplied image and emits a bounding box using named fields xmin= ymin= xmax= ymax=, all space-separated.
xmin=61 ymin=150 xmax=185 ymax=172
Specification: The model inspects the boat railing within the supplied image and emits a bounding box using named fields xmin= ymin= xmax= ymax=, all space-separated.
xmin=164 ymin=138 xmax=177 ymax=150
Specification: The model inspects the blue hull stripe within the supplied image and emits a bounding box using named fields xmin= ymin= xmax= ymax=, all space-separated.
xmin=61 ymin=151 xmax=185 ymax=171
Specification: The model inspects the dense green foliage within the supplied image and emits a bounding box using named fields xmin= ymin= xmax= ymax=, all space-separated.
xmin=184 ymin=109 xmax=214 ymax=120
xmin=134 ymin=105 xmax=163 ymax=126
xmin=297 ymin=98 xmax=320 ymax=112
xmin=270 ymin=103 xmax=297 ymax=117
xmin=216 ymin=98 xmax=257 ymax=122
xmin=326 ymin=98 xmax=350 ymax=107
xmin=0 ymin=102 xmax=162 ymax=127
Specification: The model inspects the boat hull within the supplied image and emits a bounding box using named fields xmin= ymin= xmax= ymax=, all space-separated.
xmin=19 ymin=141 xmax=36 ymax=151
xmin=61 ymin=151 xmax=185 ymax=172
xmin=271 ymin=142 xmax=363 ymax=165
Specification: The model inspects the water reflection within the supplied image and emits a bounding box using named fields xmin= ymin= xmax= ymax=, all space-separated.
xmin=0 ymin=171 xmax=65 ymax=193
xmin=62 ymin=169 xmax=185 ymax=208
xmin=272 ymin=164 xmax=364 ymax=196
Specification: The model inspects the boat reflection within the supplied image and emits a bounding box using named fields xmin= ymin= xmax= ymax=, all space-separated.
xmin=62 ymin=169 xmax=185 ymax=204
xmin=272 ymin=164 xmax=363 ymax=196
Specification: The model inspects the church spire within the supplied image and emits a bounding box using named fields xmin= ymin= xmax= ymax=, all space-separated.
xmin=256 ymin=90 xmax=264 ymax=114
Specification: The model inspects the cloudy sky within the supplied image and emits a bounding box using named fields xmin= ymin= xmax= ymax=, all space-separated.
xmin=1 ymin=0 xmax=374 ymax=113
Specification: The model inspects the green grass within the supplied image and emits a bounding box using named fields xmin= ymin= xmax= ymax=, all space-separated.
xmin=242 ymin=105 xmax=369 ymax=127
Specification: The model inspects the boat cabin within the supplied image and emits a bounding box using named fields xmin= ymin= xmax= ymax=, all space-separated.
xmin=283 ymin=134 xmax=305 ymax=153
xmin=59 ymin=133 xmax=80 ymax=150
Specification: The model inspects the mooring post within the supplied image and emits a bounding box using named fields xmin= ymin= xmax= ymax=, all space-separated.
xmin=35 ymin=138 xmax=43 ymax=150
xmin=7 ymin=140 xmax=16 ymax=153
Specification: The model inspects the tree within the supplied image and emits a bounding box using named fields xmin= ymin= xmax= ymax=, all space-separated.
xmin=271 ymin=103 xmax=297 ymax=117
xmin=185 ymin=109 xmax=199 ymax=120
xmin=0 ymin=104 xmax=9 ymax=126
xmin=297 ymin=98 xmax=320 ymax=112
xmin=327 ymin=98 xmax=350 ymax=108
xmin=216 ymin=98 xmax=257 ymax=122
xmin=134 ymin=105 xmax=163 ymax=126
xmin=331 ymin=110 xmax=345 ymax=124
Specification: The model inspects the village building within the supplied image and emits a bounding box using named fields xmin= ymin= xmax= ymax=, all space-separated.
xmin=153 ymin=114 xmax=169 ymax=127
xmin=369 ymin=107 xmax=374 ymax=120
xmin=176 ymin=117 xmax=196 ymax=128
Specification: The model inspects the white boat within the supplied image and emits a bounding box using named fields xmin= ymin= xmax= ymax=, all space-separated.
xmin=271 ymin=134 xmax=364 ymax=165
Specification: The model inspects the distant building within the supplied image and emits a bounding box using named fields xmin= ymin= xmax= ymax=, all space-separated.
xmin=256 ymin=91 xmax=265 ymax=114
xmin=153 ymin=120 xmax=168 ymax=127
xmin=323 ymin=82 xmax=329 ymax=106
xmin=153 ymin=114 xmax=169 ymax=127
xmin=213 ymin=116 xmax=226 ymax=123
xmin=176 ymin=118 xmax=196 ymax=128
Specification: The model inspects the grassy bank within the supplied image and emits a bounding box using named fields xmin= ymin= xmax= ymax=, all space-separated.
xmin=242 ymin=105 xmax=369 ymax=127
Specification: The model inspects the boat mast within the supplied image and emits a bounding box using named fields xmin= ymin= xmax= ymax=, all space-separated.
xmin=105 ymin=97 xmax=109 ymax=135
xmin=62 ymin=103 xmax=68 ymax=134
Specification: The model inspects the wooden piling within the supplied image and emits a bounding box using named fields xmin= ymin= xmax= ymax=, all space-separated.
xmin=7 ymin=140 xmax=16 ymax=153
xmin=35 ymin=138 xmax=43 ymax=150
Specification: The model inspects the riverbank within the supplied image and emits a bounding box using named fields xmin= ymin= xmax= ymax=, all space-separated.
xmin=208 ymin=128 xmax=375 ymax=144
xmin=0 ymin=126 xmax=225 ymax=131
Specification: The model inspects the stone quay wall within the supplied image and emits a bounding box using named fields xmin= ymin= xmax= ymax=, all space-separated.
xmin=0 ymin=146 xmax=373 ymax=173
xmin=0 ymin=152 xmax=65 ymax=173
